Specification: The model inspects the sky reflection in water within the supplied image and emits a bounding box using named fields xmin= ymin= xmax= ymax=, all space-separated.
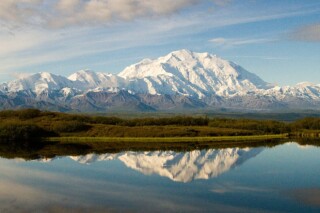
xmin=0 ymin=142 xmax=320 ymax=212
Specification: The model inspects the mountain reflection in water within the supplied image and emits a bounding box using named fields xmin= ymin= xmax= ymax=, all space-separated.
xmin=32 ymin=147 xmax=263 ymax=182
xmin=1 ymin=142 xmax=320 ymax=213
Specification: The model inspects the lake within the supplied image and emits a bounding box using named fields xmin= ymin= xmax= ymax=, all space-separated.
xmin=0 ymin=141 xmax=319 ymax=212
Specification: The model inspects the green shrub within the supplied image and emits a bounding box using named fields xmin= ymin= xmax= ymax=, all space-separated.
xmin=119 ymin=116 xmax=209 ymax=126
xmin=50 ymin=121 xmax=90 ymax=133
xmin=0 ymin=110 xmax=16 ymax=118
xmin=90 ymin=116 xmax=123 ymax=125
xmin=208 ymin=118 xmax=290 ymax=134
xmin=0 ymin=122 xmax=51 ymax=141
xmin=292 ymin=118 xmax=320 ymax=130
xmin=18 ymin=109 xmax=41 ymax=120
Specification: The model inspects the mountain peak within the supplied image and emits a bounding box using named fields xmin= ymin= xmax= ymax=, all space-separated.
xmin=166 ymin=49 xmax=218 ymax=61
xmin=68 ymin=69 xmax=96 ymax=81
xmin=296 ymin=81 xmax=316 ymax=87
xmin=68 ymin=69 xmax=123 ymax=90
xmin=68 ymin=148 xmax=263 ymax=183
xmin=39 ymin=71 xmax=55 ymax=77
xmin=167 ymin=49 xmax=193 ymax=58
xmin=172 ymin=48 xmax=192 ymax=55
xmin=2 ymin=72 xmax=73 ymax=93
xmin=119 ymin=49 xmax=269 ymax=97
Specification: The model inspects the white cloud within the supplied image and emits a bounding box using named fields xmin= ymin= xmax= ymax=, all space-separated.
xmin=0 ymin=0 xmax=236 ymax=28
xmin=0 ymin=0 xmax=44 ymax=27
xmin=0 ymin=0 xmax=199 ymax=28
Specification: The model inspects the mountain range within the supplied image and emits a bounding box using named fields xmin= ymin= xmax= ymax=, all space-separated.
xmin=1 ymin=49 xmax=319 ymax=112
xmin=35 ymin=148 xmax=263 ymax=183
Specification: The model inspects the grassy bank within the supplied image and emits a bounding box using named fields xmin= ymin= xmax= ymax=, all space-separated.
xmin=0 ymin=137 xmax=290 ymax=161
xmin=1 ymin=136 xmax=318 ymax=161
xmin=47 ymin=134 xmax=288 ymax=143
xmin=290 ymin=130 xmax=320 ymax=138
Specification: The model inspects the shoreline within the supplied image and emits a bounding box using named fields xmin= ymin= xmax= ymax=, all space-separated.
xmin=46 ymin=134 xmax=289 ymax=143
xmin=1 ymin=134 xmax=318 ymax=160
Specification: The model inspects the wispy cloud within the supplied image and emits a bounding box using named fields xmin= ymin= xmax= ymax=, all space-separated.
xmin=227 ymin=55 xmax=290 ymax=61
xmin=211 ymin=182 xmax=274 ymax=194
xmin=289 ymin=23 xmax=320 ymax=42
xmin=0 ymin=160 xmax=228 ymax=212
xmin=209 ymin=37 xmax=276 ymax=47
xmin=287 ymin=188 xmax=320 ymax=207
xmin=202 ymin=5 xmax=320 ymax=30
xmin=0 ymin=20 xmax=188 ymax=73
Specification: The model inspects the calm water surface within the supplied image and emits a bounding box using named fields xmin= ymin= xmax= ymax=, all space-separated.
xmin=0 ymin=142 xmax=320 ymax=212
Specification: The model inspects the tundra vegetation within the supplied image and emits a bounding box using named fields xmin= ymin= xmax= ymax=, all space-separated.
xmin=0 ymin=109 xmax=319 ymax=141
xmin=0 ymin=109 xmax=319 ymax=160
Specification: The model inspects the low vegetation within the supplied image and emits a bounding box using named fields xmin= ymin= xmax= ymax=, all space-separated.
xmin=0 ymin=122 xmax=55 ymax=141
xmin=0 ymin=109 xmax=319 ymax=141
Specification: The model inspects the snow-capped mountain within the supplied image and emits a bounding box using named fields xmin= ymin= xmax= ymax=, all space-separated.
xmin=1 ymin=72 xmax=74 ymax=94
xmin=119 ymin=49 xmax=270 ymax=98
xmin=68 ymin=70 xmax=125 ymax=90
xmin=68 ymin=148 xmax=264 ymax=182
xmin=263 ymin=82 xmax=320 ymax=100
xmin=0 ymin=49 xmax=319 ymax=111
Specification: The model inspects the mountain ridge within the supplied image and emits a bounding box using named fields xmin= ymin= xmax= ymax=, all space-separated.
xmin=36 ymin=148 xmax=264 ymax=183
xmin=0 ymin=49 xmax=319 ymax=112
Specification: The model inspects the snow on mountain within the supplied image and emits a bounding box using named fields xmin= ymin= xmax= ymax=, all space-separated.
xmin=0 ymin=70 xmax=125 ymax=97
xmin=119 ymin=49 xmax=271 ymax=98
xmin=68 ymin=70 xmax=124 ymax=90
xmin=70 ymin=153 xmax=119 ymax=164
xmin=1 ymin=72 xmax=74 ymax=94
xmin=263 ymin=83 xmax=320 ymax=100
xmin=0 ymin=49 xmax=319 ymax=111
xmin=60 ymin=87 xmax=75 ymax=97
xmin=68 ymin=148 xmax=263 ymax=182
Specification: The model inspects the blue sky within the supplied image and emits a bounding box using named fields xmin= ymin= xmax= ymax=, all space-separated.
xmin=0 ymin=0 xmax=319 ymax=85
